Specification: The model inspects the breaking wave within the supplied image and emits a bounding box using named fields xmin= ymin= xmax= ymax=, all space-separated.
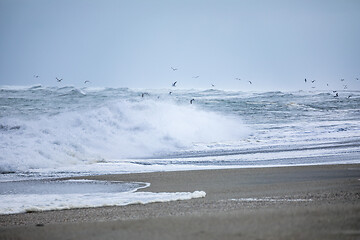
xmin=0 ymin=93 xmax=250 ymax=172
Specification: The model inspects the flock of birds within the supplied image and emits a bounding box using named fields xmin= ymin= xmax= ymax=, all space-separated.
xmin=33 ymin=68 xmax=358 ymax=103
xmin=167 ymin=67 xmax=255 ymax=103
xmin=154 ymin=67 xmax=255 ymax=104
xmin=168 ymin=67 xmax=358 ymax=101
xmin=304 ymin=77 xmax=358 ymax=98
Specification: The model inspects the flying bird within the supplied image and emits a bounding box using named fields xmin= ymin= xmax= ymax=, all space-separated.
xmin=33 ymin=75 xmax=39 ymax=78
xmin=190 ymin=98 xmax=195 ymax=104
xmin=235 ymin=78 xmax=241 ymax=81
xmin=56 ymin=77 xmax=62 ymax=82
xmin=304 ymin=78 xmax=307 ymax=83
xmin=334 ymin=93 xmax=339 ymax=97
xmin=340 ymin=78 xmax=345 ymax=81
xmin=84 ymin=80 xmax=90 ymax=84
xmin=172 ymin=81 xmax=177 ymax=87
xmin=211 ymin=84 xmax=215 ymax=87
xmin=171 ymin=67 xmax=178 ymax=71
xmin=311 ymin=80 xmax=316 ymax=83
xmin=356 ymin=78 xmax=359 ymax=81
xmin=192 ymin=76 xmax=200 ymax=79
xmin=248 ymin=81 xmax=252 ymax=84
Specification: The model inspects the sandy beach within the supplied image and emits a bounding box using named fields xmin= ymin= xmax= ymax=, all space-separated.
xmin=0 ymin=164 xmax=359 ymax=240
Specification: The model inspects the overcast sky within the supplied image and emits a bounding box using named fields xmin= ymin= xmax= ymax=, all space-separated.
xmin=0 ymin=0 xmax=359 ymax=91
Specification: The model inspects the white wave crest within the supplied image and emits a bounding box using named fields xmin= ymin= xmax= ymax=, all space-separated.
xmin=0 ymin=99 xmax=250 ymax=172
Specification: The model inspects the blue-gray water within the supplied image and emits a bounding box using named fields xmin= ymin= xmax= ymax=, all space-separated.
xmin=1 ymin=85 xmax=359 ymax=180
xmin=0 ymin=180 xmax=145 ymax=195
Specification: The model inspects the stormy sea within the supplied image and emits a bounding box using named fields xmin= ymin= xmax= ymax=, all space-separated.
xmin=1 ymin=85 xmax=359 ymax=214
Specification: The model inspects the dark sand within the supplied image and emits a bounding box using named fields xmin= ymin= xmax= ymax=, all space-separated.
xmin=0 ymin=164 xmax=359 ymax=239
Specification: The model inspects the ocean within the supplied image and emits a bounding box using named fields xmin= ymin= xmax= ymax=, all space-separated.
xmin=1 ymin=85 xmax=359 ymax=214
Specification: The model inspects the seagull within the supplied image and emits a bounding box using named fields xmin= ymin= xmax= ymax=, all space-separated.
xmin=211 ymin=84 xmax=215 ymax=87
xmin=311 ymin=80 xmax=316 ymax=83
xmin=192 ymin=76 xmax=200 ymax=79
xmin=333 ymin=90 xmax=337 ymax=93
xmin=190 ymin=98 xmax=195 ymax=104
xmin=172 ymin=81 xmax=177 ymax=87
xmin=348 ymin=95 xmax=352 ymax=98
xmin=33 ymin=75 xmax=39 ymax=78
xmin=356 ymin=78 xmax=359 ymax=81
xmin=248 ymin=81 xmax=252 ymax=84
xmin=304 ymin=78 xmax=307 ymax=83
xmin=171 ymin=67 xmax=178 ymax=71
xmin=169 ymin=91 xmax=172 ymax=95
xmin=340 ymin=78 xmax=345 ymax=81
xmin=56 ymin=77 xmax=62 ymax=82
xmin=84 ymin=80 xmax=90 ymax=84
xmin=334 ymin=93 xmax=339 ymax=97
xmin=235 ymin=78 xmax=241 ymax=81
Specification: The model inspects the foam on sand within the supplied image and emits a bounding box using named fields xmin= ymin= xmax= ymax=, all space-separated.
xmin=0 ymin=179 xmax=206 ymax=215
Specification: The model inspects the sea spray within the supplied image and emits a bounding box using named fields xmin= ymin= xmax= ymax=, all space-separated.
xmin=1 ymin=86 xmax=359 ymax=175
xmin=0 ymin=88 xmax=250 ymax=172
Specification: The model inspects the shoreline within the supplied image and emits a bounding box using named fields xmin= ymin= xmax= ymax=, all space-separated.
xmin=0 ymin=164 xmax=359 ymax=239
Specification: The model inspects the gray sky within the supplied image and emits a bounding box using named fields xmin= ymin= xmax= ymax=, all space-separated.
xmin=1 ymin=0 xmax=359 ymax=91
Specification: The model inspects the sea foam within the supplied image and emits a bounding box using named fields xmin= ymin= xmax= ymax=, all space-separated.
xmin=0 ymin=179 xmax=206 ymax=214
xmin=0 ymin=97 xmax=250 ymax=173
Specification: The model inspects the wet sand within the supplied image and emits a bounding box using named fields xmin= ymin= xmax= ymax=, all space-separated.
xmin=0 ymin=164 xmax=359 ymax=239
